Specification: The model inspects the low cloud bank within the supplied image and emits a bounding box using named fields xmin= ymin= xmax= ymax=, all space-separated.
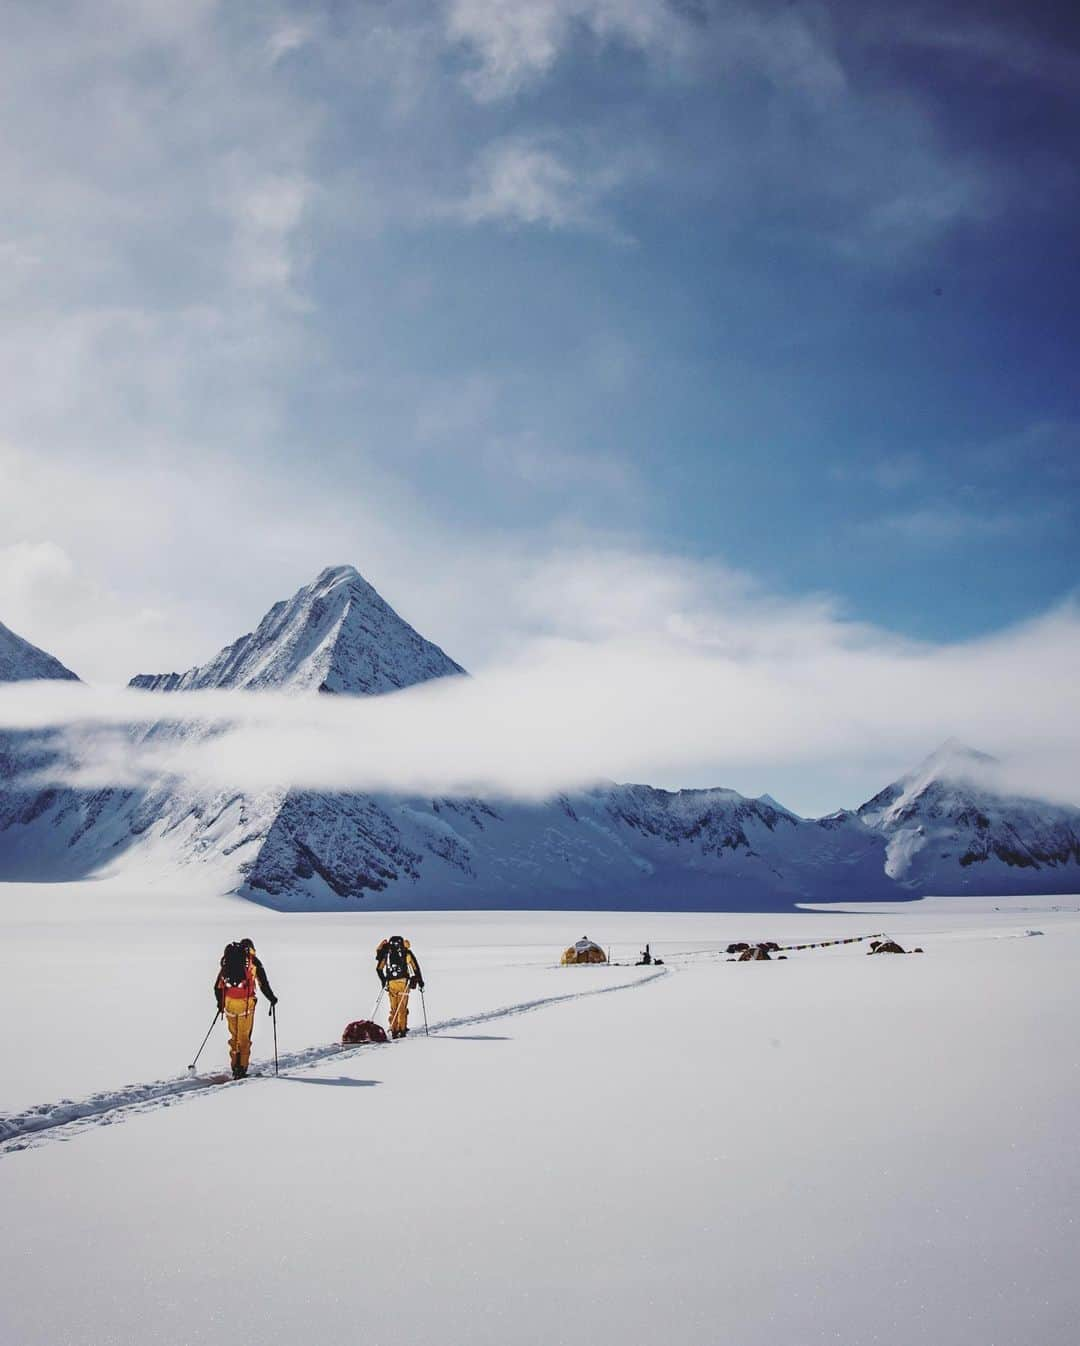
xmin=1 ymin=599 xmax=1077 ymax=812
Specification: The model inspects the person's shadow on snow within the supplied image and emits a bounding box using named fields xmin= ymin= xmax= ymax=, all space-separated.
xmin=275 ymin=1076 xmax=380 ymax=1088
xmin=435 ymin=1034 xmax=510 ymax=1041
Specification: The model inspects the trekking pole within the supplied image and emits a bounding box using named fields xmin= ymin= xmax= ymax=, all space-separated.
xmin=271 ymin=1003 xmax=279 ymax=1076
xmin=188 ymin=1011 xmax=222 ymax=1073
xmin=420 ymin=987 xmax=429 ymax=1037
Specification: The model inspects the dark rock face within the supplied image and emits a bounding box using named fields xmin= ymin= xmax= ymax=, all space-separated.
xmin=246 ymin=791 xmax=425 ymax=901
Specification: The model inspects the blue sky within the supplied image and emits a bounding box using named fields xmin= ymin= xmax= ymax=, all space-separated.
xmin=1 ymin=0 xmax=1078 ymax=810
xmin=284 ymin=0 xmax=1079 ymax=641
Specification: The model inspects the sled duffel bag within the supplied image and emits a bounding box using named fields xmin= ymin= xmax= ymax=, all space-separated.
xmin=342 ymin=1019 xmax=388 ymax=1045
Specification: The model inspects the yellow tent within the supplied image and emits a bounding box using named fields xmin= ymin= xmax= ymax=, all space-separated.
xmin=561 ymin=936 xmax=607 ymax=965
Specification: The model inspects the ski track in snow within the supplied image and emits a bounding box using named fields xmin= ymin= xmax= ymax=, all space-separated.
xmin=0 ymin=967 xmax=669 ymax=1155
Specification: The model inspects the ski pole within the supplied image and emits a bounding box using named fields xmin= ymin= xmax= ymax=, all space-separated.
xmin=420 ymin=987 xmax=429 ymax=1037
xmin=188 ymin=1011 xmax=222 ymax=1072
xmin=271 ymin=1003 xmax=279 ymax=1076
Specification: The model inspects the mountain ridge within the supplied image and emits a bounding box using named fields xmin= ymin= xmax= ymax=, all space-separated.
xmin=1 ymin=569 xmax=1078 ymax=907
xmin=0 ymin=620 xmax=80 ymax=684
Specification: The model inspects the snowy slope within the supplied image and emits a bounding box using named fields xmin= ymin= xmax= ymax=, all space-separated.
xmin=0 ymin=772 xmax=891 ymax=910
xmin=240 ymin=784 xmax=891 ymax=910
xmin=0 ymin=620 xmax=78 ymax=683
xmin=857 ymin=739 xmax=1080 ymax=894
xmin=3 ymin=891 xmax=1080 ymax=1346
xmin=130 ymin=564 xmax=464 ymax=694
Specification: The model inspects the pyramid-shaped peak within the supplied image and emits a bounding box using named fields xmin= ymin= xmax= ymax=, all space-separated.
xmin=0 ymin=619 xmax=80 ymax=683
xmin=129 ymin=566 xmax=465 ymax=695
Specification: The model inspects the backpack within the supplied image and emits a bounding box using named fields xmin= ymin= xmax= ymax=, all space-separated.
xmin=380 ymin=937 xmax=409 ymax=981
xmin=342 ymin=1020 xmax=388 ymax=1045
xmin=221 ymin=941 xmax=252 ymax=987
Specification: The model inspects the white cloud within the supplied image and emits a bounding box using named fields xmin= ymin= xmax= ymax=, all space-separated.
xmin=0 ymin=541 xmax=79 ymax=607
xmin=0 ymin=536 xmax=175 ymax=683
xmin=836 ymin=166 xmax=993 ymax=265
xmin=0 ymin=0 xmax=319 ymax=457
xmin=266 ymin=19 xmax=319 ymax=65
xmin=447 ymin=0 xmax=686 ymax=101
xmin=453 ymin=134 xmax=633 ymax=237
xmin=449 ymin=0 xmax=568 ymax=98
xmin=445 ymin=0 xmax=1000 ymax=263
xmin=222 ymin=162 xmax=313 ymax=301
xmin=2 ymin=597 xmax=1078 ymax=813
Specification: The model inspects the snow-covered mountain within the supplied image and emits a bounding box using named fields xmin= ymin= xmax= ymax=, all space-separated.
xmin=130 ymin=565 xmax=463 ymax=694
xmin=1 ymin=572 xmax=1077 ymax=906
xmin=0 ymin=621 xmax=82 ymax=877
xmin=0 ymin=567 xmax=462 ymax=885
xmin=856 ymin=740 xmax=1080 ymax=895
xmin=237 ymin=784 xmax=890 ymax=910
xmin=0 ymin=620 xmax=79 ymax=684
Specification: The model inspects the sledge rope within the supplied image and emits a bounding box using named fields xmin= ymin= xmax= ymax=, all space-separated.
xmin=664 ymin=932 xmax=888 ymax=961
xmin=774 ymin=932 xmax=886 ymax=953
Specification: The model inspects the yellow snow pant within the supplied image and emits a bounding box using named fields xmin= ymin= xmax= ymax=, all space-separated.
xmin=387 ymin=978 xmax=410 ymax=1034
xmin=226 ymin=1004 xmax=255 ymax=1071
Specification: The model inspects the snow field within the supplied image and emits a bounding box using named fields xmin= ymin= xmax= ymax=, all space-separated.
xmin=2 ymin=887 xmax=1080 ymax=1344
xmin=0 ymin=883 xmax=700 ymax=1113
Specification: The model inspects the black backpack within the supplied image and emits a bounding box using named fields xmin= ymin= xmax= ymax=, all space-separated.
xmin=380 ymin=937 xmax=409 ymax=981
xmin=221 ymin=941 xmax=251 ymax=987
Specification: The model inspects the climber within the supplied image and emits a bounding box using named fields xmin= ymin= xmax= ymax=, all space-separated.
xmin=375 ymin=935 xmax=424 ymax=1039
xmin=213 ymin=938 xmax=277 ymax=1079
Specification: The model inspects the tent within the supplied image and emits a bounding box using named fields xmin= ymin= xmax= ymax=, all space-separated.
xmin=561 ymin=936 xmax=608 ymax=966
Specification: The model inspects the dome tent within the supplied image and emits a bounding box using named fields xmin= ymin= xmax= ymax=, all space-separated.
xmin=561 ymin=936 xmax=607 ymax=966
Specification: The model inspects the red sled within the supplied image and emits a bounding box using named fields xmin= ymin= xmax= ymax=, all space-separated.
xmin=342 ymin=1019 xmax=388 ymax=1045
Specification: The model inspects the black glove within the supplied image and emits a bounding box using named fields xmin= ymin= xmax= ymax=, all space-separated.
xmin=268 ymin=994 xmax=278 ymax=1008
xmin=379 ymin=973 xmax=387 ymax=987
